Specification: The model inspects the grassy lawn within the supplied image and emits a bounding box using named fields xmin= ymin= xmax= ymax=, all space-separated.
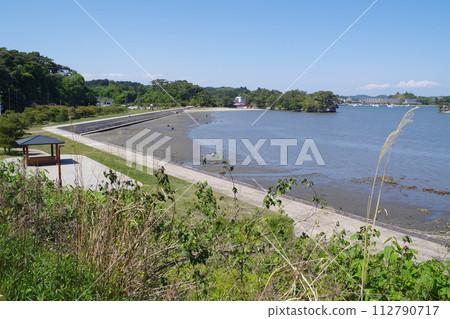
xmin=0 ymin=150 xmax=22 ymax=160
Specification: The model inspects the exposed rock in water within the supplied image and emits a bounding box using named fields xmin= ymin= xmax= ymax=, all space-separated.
xmin=416 ymin=208 xmax=432 ymax=215
xmin=350 ymin=176 xmax=398 ymax=185
xmin=350 ymin=178 xmax=450 ymax=195
xmin=422 ymin=188 xmax=450 ymax=195
xmin=400 ymin=185 xmax=417 ymax=190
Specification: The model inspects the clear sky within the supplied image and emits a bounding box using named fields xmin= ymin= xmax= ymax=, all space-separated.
xmin=1 ymin=0 xmax=450 ymax=96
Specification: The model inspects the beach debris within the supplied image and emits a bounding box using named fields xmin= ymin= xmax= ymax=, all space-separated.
xmin=351 ymin=176 xmax=398 ymax=185
xmin=400 ymin=185 xmax=417 ymax=190
xmin=416 ymin=208 xmax=431 ymax=214
xmin=422 ymin=188 xmax=450 ymax=195
xmin=351 ymin=177 xmax=450 ymax=195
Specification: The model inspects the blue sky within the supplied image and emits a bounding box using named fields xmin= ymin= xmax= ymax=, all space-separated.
xmin=1 ymin=0 xmax=450 ymax=96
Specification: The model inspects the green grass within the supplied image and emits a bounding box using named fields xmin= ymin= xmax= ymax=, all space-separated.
xmin=0 ymin=150 xmax=22 ymax=160
xmin=0 ymin=161 xmax=448 ymax=300
xmin=0 ymin=224 xmax=106 ymax=300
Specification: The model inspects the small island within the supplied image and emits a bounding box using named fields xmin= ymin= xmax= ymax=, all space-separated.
xmin=232 ymin=90 xmax=339 ymax=112
xmin=438 ymin=105 xmax=450 ymax=113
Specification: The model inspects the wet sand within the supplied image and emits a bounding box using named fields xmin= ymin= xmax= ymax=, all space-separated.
xmin=88 ymin=109 xmax=449 ymax=237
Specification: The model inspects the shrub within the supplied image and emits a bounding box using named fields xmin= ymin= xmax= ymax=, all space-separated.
xmin=0 ymin=162 xmax=447 ymax=300
xmin=0 ymin=111 xmax=28 ymax=153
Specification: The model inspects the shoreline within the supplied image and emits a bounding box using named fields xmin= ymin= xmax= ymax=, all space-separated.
xmin=88 ymin=110 xmax=449 ymax=235
xmin=43 ymin=114 xmax=449 ymax=261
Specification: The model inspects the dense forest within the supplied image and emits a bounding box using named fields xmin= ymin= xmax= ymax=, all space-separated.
xmin=0 ymin=48 xmax=96 ymax=112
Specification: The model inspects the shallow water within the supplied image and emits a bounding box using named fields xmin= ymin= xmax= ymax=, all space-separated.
xmin=186 ymin=106 xmax=450 ymax=232
xmin=90 ymin=106 xmax=450 ymax=234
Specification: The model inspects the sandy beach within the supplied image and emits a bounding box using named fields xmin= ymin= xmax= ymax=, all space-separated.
xmin=43 ymin=110 xmax=449 ymax=262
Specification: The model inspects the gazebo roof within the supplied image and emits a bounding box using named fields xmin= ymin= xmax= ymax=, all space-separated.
xmin=16 ymin=135 xmax=65 ymax=146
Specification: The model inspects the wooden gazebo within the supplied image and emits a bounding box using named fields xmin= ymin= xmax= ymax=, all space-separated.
xmin=15 ymin=135 xmax=65 ymax=166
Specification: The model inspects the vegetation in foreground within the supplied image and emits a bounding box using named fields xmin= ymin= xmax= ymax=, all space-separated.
xmin=0 ymin=161 xmax=448 ymax=301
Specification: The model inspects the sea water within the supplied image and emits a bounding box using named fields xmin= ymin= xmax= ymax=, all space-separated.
xmin=187 ymin=106 xmax=450 ymax=231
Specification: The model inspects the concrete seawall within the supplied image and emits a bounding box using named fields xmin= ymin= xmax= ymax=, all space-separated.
xmin=59 ymin=107 xmax=193 ymax=135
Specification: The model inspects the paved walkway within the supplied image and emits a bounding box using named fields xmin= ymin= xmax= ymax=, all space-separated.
xmin=4 ymin=153 xmax=136 ymax=190
xmin=43 ymin=125 xmax=449 ymax=262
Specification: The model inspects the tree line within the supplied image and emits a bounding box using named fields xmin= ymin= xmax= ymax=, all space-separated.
xmin=0 ymin=105 xmax=128 ymax=154
xmin=0 ymin=48 xmax=96 ymax=112
xmin=88 ymin=79 xmax=339 ymax=112
xmin=1 ymin=48 xmax=339 ymax=113
xmin=4 ymin=48 xmax=450 ymax=114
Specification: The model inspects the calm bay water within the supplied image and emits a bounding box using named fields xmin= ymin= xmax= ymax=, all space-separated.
xmin=90 ymin=106 xmax=450 ymax=233
xmin=187 ymin=106 xmax=450 ymax=231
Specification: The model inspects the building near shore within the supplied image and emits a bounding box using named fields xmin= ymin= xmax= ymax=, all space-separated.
xmin=354 ymin=97 xmax=401 ymax=105
xmin=234 ymin=96 xmax=245 ymax=105
xmin=404 ymin=99 xmax=420 ymax=105
xmin=233 ymin=96 xmax=252 ymax=108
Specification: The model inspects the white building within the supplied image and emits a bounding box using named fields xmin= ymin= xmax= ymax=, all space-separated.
xmin=404 ymin=99 xmax=420 ymax=105
xmin=234 ymin=96 xmax=246 ymax=105
xmin=355 ymin=97 xmax=401 ymax=105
